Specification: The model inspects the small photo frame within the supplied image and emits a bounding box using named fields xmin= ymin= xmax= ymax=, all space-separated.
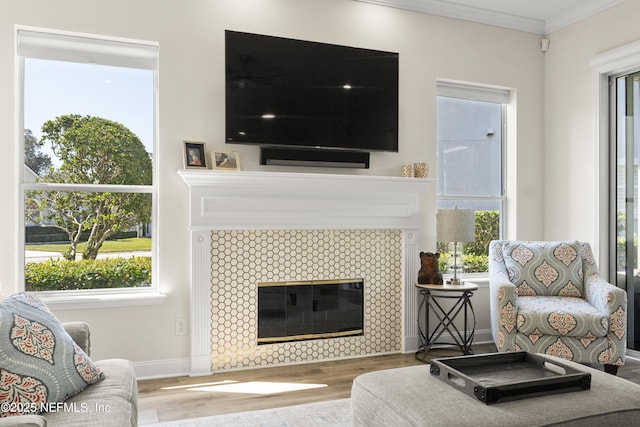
xmin=212 ymin=150 xmax=241 ymax=171
xmin=184 ymin=141 xmax=208 ymax=169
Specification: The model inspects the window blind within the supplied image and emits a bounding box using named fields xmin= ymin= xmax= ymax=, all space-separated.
xmin=17 ymin=28 xmax=158 ymax=70
xmin=437 ymin=81 xmax=510 ymax=104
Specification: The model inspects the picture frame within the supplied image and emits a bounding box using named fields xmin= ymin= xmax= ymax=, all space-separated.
xmin=212 ymin=150 xmax=241 ymax=171
xmin=183 ymin=141 xmax=208 ymax=169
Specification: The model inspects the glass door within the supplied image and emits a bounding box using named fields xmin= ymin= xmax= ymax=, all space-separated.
xmin=614 ymin=71 xmax=640 ymax=352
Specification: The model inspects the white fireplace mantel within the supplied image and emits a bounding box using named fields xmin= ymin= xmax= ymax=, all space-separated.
xmin=178 ymin=169 xmax=434 ymax=230
xmin=179 ymin=169 xmax=434 ymax=375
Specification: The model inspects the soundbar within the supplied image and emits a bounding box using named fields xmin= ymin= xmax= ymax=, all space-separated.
xmin=260 ymin=147 xmax=370 ymax=169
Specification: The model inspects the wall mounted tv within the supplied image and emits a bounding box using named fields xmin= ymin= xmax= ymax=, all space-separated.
xmin=225 ymin=30 xmax=399 ymax=154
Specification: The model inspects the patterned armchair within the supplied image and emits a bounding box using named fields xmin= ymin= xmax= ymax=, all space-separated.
xmin=489 ymin=240 xmax=627 ymax=374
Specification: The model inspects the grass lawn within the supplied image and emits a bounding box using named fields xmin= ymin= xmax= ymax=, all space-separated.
xmin=25 ymin=237 xmax=151 ymax=254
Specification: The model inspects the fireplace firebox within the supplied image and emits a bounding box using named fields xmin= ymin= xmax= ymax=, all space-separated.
xmin=257 ymin=279 xmax=364 ymax=344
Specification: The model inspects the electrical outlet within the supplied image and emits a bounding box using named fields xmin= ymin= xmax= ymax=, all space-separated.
xmin=175 ymin=317 xmax=187 ymax=336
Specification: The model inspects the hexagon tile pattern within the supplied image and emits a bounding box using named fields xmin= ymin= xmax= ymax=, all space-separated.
xmin=210 ymin=229 xmax=403 ymax=371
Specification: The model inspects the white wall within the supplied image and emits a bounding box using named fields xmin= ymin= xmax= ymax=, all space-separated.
xmin=0 ymin=0 xmax=544 ymax=371
xmin=544 ymin=0 xmax=640 ymax=261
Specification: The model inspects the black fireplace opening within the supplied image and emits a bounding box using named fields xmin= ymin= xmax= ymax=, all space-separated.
xmin=257 ymin=279 xmax=364 ymax=344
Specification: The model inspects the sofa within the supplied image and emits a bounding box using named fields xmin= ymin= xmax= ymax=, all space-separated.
xmin=0 ymin=292 xmax=137 ymax=426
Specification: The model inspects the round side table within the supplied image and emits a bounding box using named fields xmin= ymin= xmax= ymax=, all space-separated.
xmin=415 ymin=282 xmax=477 ymax=362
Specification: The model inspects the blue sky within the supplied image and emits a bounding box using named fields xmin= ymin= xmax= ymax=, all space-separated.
xmin=24 ymin=59 xmax=154 ymax=165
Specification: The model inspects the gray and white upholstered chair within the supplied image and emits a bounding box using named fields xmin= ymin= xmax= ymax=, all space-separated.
xmin=488 ymin=240 xmax=626 ymax=374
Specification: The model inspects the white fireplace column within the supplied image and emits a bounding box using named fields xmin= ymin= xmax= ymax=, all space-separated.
xmin=403 ymin=228 xmax=421 ymax=351
xmin=189 ymin=229 xmax=212 ymax=376
xmin=179 ymin=170 xmax=433 ymax=376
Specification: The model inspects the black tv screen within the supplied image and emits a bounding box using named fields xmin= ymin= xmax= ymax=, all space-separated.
xmin=225 ymin=30 xmax=399 ymax=152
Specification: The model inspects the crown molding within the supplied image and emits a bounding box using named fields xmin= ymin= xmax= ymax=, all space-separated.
xmin=545 ymin=0 xmax=627 ymax=34
xmin=355 ymin=0 xmax=627 ymax=35
xmin=356 ymin=0 xmax=543 ymax=33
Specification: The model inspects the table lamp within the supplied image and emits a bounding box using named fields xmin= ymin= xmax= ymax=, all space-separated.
xmin=437 ymin=207 xmax=475 ymax=285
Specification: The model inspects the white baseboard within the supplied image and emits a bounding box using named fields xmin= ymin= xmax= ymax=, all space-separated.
xmin=403 ymin=335 xmax=420 ymax=353
xmin=133 ymin=330 xmax=495 ymax=380
xmin=133 ymin=358 xmax=191 ymax=380
xmin=472 ymin=328 xmax=494 ymax=344
xmin=403 ymin=328 xmax=494 ymax=353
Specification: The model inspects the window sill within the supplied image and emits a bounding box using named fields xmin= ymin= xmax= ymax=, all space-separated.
xmin=442 ymin=273 xmax=489 ymax=287
xmin=37 ymin=290 xmax=166 ymax=311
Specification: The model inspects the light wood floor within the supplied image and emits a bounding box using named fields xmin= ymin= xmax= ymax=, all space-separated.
xmin=137 ymin=344 xmax=499 ymax=424
xmin=138 ymin=343 xmax=640 ymax=424
xmin=138 ymin=351 xmax=429 ymax=424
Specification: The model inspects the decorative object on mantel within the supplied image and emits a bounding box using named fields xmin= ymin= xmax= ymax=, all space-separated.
xmin=417 ymin=252 xmax=443 ymax=285
xmin=437 ymin=207 xmax=475 ymax=285
xmin=413 ymin=162 xmax=428 ymax=178
xmin=212 ymin=149 xmax=241 ymax=171
xmin=401 ymin=164 xmax=413 ymax=177
xmin=183 ymin=140 xmax=208 ymax=169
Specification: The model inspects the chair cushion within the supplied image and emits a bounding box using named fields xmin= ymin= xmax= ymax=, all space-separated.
xmin=503 ymin=241 xmax=584 ymax=297
xmin=0 ymin=293 xmax=103 ymax=417
xmin=517 ymin=296 xmax=608 ymax=337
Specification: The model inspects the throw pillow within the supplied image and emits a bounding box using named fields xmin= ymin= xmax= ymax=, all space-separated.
xmin=0 ymin=292 xmax=103 ymax=417
xmin=503 ymin=241 xmax=584 ymax=297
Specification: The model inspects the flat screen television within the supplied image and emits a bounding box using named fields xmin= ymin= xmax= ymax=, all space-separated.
xmin=225 ymin=30 xmax=399 ymax=153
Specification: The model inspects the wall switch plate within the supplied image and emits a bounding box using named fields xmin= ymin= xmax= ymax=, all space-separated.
xmin=175 ymin=317 xmax=187 ymax=336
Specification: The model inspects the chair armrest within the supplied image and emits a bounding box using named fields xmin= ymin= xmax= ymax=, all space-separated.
xmin=0 ymin=415 xmax=46 ymax=426
xmin=489 ymin=273 xmax=518 ymax=352
xmin=585 ymin=273 xmax=627 ymax=365
xmin=585 ymin=273 xmax=627 ymax=318
xmin=488 ymin=240 xmax=518 ymax=352
xmin=63 ymin=321 xmax=91 ymax=356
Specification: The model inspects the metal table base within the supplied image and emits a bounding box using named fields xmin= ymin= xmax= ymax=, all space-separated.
xmin=415 ymin=282 xmax=477 ymax=362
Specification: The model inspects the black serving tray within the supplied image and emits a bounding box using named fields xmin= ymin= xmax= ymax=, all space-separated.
xmin=430 ymin=351 xmax=591 ymax=404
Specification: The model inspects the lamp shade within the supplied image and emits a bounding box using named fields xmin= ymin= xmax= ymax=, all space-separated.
xmin=437 ymin=208 xmax=475 ymax=243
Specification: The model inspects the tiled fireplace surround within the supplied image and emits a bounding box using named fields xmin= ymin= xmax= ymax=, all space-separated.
xmin=180 ymin=170 xmax=433 ymax=375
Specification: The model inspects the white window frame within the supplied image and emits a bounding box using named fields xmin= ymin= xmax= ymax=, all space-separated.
xmin=591 ymin=39 xmax=640 ymax=360
xmin=436 ymin=80 xmax=509 ymax=280
xmin=591 ymin=39 xmax=640 ymax=276
xmin=16 ymin=26 xmax=164 ymax=309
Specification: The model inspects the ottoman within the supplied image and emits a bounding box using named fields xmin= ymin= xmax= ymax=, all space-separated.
xmin=351 ymin=358 xmax=640 ymax=426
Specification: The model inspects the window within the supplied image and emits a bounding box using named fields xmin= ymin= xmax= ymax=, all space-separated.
xmin=591 ymin=37 xmax=640 ymax=358
xmin=436 ymin=81 xmax=508 ymax=275
xmin=612 ymin=71 xmax=640 ymax=352
xmin=18 ymin=28 xmax=159 ymax=302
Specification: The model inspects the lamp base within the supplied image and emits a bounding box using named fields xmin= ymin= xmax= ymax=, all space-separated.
xmin=447 ymin=278 xmax=461 ymax=286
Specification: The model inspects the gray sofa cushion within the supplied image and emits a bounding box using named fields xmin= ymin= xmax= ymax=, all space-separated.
xmin=0 ymin=415 xmax=45 ymax=427
xmin=43 ymin=359 xmax=138 ymax=427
